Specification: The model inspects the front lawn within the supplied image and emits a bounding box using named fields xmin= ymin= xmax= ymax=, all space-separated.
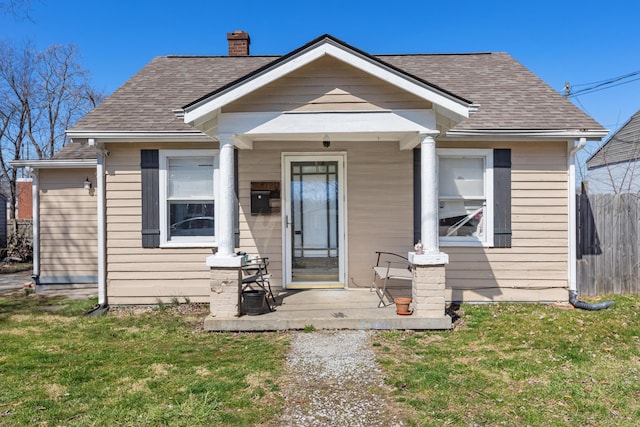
xmin=2 ymin=290 xmax=639 ymax=426
xmin=0 ymin=293 xmax=287 ymax=426
xmin=374 ymin=296 xmax=640 ymax=426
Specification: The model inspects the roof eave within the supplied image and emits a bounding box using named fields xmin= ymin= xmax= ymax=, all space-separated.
xmin=66 ymin=130 xmax=214 ymax=144
xmin=444 ymin=129 xmax=609 ymax=141
xmin=11 ymin=159 xmax=97 ymax=169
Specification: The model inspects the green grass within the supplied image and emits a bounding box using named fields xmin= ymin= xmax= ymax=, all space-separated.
xmin=3 ymin=290 xmax=640 ymax=426
xmin=373 ymin=296 xmax=640 ymax=426
xmin=0 ymin=292 xmax=288 ymax=426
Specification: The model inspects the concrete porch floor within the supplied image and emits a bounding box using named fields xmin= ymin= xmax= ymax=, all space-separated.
xmin=204 ymin=288 xmax=452 ymax=331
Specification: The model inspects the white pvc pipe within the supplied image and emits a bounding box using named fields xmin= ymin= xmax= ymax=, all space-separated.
xmin=96 ymin=149 xmax=107 ymax=306
xmin=27 ymin=167 xmax=40 ymax=278
xmin=568 ymin=137 xmax=586 ymax=293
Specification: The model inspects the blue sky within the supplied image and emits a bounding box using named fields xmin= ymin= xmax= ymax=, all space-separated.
xmin=2 ymin=0 xmax=638 ymax=156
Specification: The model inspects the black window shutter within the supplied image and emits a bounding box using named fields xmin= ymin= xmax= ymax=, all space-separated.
xmin=493 ymin=149 xmax=512 ymax=248
xmin=413 ymin=148 xmax=421 ymax=244
xmin=141 ymin=150 xmax=160 ymax=248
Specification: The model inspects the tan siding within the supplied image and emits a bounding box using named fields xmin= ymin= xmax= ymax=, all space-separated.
xmin=39 ymin=168 xmax=97 ymax=280
xmin=440 ymin=141 xmax=569 ymax=301
xmin=237 ymin=141 xmax=413 ymax=290
xmin=236 ymin=143 xmax=284 ymax=287
xmin=102 ymin=139 xmax=570 ymax=304
xmin=224 ymin=56 xmax=431 ymax=113
xmin=105 ymin=142 xmax=214 ymax=304
xmin=345 ymin=142 xmax=413 ymax=286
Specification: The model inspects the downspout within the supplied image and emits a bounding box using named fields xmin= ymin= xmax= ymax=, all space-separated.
xmin=26 ymin=167 xmax=40 ymax=285
xmin=96 ymin=149 xmax=107 ymax=307
xmin=568 ymin=138 xmax=614 ymax=310
xmin=88 ymin=138 xmax=108 ymax=313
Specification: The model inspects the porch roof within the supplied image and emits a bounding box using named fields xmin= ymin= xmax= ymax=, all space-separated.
xmin=68 ymin=35 xmax=606 ymax=141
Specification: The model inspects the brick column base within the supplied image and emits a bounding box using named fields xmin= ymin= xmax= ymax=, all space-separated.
xmin=412 ymin=264 xmax=446 ymax=318
xmin=210 ymin=267 xmax=242 ymax=318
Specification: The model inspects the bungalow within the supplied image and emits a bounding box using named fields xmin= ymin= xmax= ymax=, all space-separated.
xmin=13 ymin=32 xmax=607 ymax=329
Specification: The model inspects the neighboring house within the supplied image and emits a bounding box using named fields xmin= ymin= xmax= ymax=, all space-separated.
xmin=13 ymin=32 xmax=606 ymax=325
xmin=13 ymin=142 xmax=98 ymax=287
xmin=586 ymin=109 xmax=640 ymax=193
xmin=16 ymin=179 xmax=33 ymax=220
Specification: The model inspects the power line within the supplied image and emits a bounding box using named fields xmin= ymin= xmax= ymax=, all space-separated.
xmin=570 ymin=70 xmax=640 ymax=88
xmin=562 ymin=70 xmax=640 ymax=98
xmin=571 ymin=76 xmax=640 ymax=97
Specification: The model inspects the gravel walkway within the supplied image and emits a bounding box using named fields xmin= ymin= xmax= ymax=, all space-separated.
xmin=267 ymin=330 xmax=405 ymax=426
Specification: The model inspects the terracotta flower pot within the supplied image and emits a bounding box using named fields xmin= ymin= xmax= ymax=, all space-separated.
xmin=394 ymin=297 xmax=413 ymax=315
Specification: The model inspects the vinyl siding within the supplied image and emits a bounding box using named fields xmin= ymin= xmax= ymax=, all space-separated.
xmin=105 ymin=142 xmax=214 ymax=305
xmin=236 ymin=140 xmax=413 ymax=290
xmin=441 ymin=141 xmax=569 ymax=302
xmin=223 ymin=55 xmax=432 ymax=113
xmin=39 ymin=168 xmax=98 ymax=280
xmin=102 ymin=139 xmax=569 ymax=304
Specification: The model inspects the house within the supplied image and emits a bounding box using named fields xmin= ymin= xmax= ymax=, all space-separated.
xmin=586 ymin=108 xmax=640 ymax=193
xmin=16 ymin=179 xmax=33 ymax=220
xmin=13 ymin=32 xmax=607 ymax=329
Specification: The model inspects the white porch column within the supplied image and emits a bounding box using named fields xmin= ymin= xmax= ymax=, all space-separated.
xmin=206 ymin=134 xmax=243 ymax=319
xmin=420 ymin=133 xmax=439 ymax=253
xmin=408 ymin=133 xmax=450 ymax=324
xmin=216 ymin=134 xmax=236 ymax=257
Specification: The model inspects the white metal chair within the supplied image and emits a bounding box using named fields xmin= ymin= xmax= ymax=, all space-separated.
xmin=370 ymin=251 xmax=413 ymax=307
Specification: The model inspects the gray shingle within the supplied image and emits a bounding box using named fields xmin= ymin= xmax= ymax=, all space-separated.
xmin=51 ymin=142 xmax=97 ymax=160
xmin=72 ymin=56 xmax=275 ymax=133
xmin=587 ymin=109 xmax=640 ymax=169
xmin=70 ymin=50 xmax=604 ymax=135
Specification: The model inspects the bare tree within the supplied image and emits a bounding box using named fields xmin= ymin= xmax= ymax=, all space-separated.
xmin=0 ymin=41 xmax=103 ymax=221
xmin=0 ymin=0 xmax=35 ymax=20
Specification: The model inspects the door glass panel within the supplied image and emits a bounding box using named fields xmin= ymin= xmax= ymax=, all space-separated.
xmin=290 ymin=161 xmax=339 ymax=282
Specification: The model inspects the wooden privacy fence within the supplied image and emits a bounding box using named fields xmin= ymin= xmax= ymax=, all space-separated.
xmin=577 ymin=193 xmax=640 ymax=296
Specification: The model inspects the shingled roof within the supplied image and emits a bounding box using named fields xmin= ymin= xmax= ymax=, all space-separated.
xmin=587 ymin=109 xmax=640 ymax=169
xmin=70 ymin=41 xmax=603 ymax=135
xmin=51 ymin=142 xmax=97 ymax=160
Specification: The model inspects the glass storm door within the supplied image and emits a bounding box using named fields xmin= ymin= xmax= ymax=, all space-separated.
xmin=284 ymin=155 xmax=345 ymax=288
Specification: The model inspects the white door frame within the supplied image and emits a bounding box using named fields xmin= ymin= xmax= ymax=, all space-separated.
xmin=281 ymin=152 xmax=348 ymax=289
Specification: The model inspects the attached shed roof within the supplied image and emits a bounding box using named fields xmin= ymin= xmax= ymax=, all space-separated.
xmin=587 ymin=109 xmax=640 ymax=169
xmin=69 ymin=38 xmax=604 ymax=135
xmin=51 ymin=142 xmax=97 ymax=160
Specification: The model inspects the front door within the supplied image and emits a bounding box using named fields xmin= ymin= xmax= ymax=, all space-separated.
xmin=283 ymin=154 xmax=346 ymax=288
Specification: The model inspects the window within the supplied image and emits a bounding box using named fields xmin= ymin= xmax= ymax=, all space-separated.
xmin=438 ymin=149 xmax=493 ymax=246
xmin=159 ymin=150 xmax=218 ymax=247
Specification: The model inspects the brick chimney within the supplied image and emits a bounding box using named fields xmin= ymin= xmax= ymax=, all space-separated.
xmin=227 ymin=30 xmax=250 ymax=56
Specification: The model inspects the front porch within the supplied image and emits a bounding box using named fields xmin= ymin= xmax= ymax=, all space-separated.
xmin=204 ymin=288 xmax=452 ymax=331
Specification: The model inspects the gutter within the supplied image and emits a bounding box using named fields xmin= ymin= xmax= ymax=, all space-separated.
xmin=444 ymin=129 xmax=609 ymax=141
xmin=26 ymin=167 xmax=40 ymax=283
xmin=567 ymin=138 xmax=614 ymax=310
xmin=11 ymin=159 xmax=96 ymax=169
